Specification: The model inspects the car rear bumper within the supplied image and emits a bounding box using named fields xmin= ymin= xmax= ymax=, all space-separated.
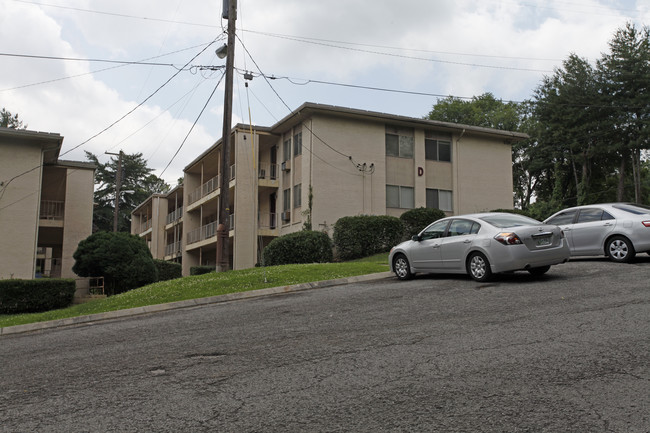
xmin=488 ymin=242 xmax=571 ymax=273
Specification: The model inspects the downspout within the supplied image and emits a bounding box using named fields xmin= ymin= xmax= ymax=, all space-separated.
xmin=455 ymin=129 xmax=466 ymax=214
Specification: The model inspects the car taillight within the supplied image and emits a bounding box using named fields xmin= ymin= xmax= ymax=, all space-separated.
xmin=642 ymin=221 xmax=650 ymax=227
xmin=494 ymin=232 xmax=523 ymax=245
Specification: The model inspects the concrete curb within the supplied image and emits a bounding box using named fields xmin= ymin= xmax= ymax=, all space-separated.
xmin=1 ymin=271 xmax=394 ymax=337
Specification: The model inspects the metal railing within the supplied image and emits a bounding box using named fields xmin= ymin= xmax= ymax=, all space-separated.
xmin=258 ymin=212 xmax=277 ymax=230
xmin=188 ymin=175 xmax=220 ymax=205
xmin=166 ymin=207 xmax=183 ymax=225
xmin=40 ymin=200 xmax=65 ymax=220
xmin=187 ymin=221 xmax=218 ymax=245
xmin=258 ymin=163 xmax=279 ymax=180
xmin=165 ymin=241 xmax=182 ymax=256
xmin=140 ymin=219 xmax=152 ymax=233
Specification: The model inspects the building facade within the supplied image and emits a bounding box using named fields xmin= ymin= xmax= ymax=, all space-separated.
xmin=132 ymin=103 xmax=527 ymax=275
xmin=0 ymin=127 xmax=95 ymax=281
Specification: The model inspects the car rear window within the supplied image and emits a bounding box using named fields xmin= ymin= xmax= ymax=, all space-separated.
xmin=479 ymin=214 xmax=541 ymax=228
xmin=612 ymin=204 xmax=650 ymax=215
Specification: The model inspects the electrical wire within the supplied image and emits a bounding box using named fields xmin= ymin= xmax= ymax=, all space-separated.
xmin=160 ymin=70 xmax=227 ymax=177
xmin=59 ymin=38 xmax=219 ymax=158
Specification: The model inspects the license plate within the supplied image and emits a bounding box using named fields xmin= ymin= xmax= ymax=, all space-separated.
xmin=535 ymin=236 xmax=551 ymax=246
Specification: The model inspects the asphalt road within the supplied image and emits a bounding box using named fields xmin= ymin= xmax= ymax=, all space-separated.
xmin=1 ymin=257 xmax=649 ymax=432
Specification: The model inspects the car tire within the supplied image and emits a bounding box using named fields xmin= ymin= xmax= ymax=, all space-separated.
xmin=606 ymin=235 xmax=636 ymax=263
xmin=527 ymin=265 xmax=551 ymax=276
xmin=467 ymin=252 xmax=492 ymax=282
xmin=393 ymin=254 xmax=413 ymax=280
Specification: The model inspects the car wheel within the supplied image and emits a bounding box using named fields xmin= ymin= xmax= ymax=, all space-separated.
xmin=393 ymin=254 xmax=413 ymax=280
xmin=527 ymin=265 xmax=551 ymax=276
xmin=606 ymin=236 xmax=636 ymax=263
xmin=467 ymin=252 xmax=492 ymax=282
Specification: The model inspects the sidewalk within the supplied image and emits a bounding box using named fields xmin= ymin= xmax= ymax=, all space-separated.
xmin=1 ymin=271 xmax=393 ymax=336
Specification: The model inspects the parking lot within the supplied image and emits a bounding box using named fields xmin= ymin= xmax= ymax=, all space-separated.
xmin=1 ymin=256 xmax=649 ymax=432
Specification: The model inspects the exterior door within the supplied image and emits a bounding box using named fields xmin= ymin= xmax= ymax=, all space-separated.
xmin=409 ymin=219 xmax=448 ymax=271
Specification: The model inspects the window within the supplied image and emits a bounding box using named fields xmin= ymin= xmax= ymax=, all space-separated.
xmin=283 ymin=138 xmax=291 ymax=162
xmin=425 ymin=138 xmax=452 ymax=162
xmin=577 ymin=208 xmax=613 ymax=223
xmin=385 ymin=127 xmax=414 ymax=158
xmin=293 ymin=184 xmax=302 ymax=208
xmin=448 ymin=219 xmax=480 ymax=236
xmin=386 ymin=185 xmax=414 ymax=209
xmin=420 ymin=220 xmax=449 ymax=240
xmin=283 ymin=188 xmax=291 ymax=212
xmin=546 ymin=210 xmax=576 ymax=225
xmin=293 ymin=132 xmax=302 ymax=156
xmin=426 ymin=188 xmax=453 ymax=212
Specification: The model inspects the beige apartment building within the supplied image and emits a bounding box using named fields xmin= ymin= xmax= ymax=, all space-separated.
xmin=132 ymin=103 xmax=527 ymax=275
xmin=0 ymin=127 xmax=95 ymax=281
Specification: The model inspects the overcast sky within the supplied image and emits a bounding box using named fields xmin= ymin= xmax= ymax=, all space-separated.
xmin=1 ymin=0 xmax=648 ymax=184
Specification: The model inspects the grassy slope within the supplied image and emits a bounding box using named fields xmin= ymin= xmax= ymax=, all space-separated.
xmin=0 ymin=254 xmax=389 ymax=328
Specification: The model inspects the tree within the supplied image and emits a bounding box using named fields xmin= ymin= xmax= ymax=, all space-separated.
xmin=85 ymin=152 xmax=171 ymax=232
xmin=1 ymin=108 xmax=26 ymax=129
xmin=72 ymin=231 xmax=158 ymax=295
xmin=597 ymin=22 xmax=650 ymax=202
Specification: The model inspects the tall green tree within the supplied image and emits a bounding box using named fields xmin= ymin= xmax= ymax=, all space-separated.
xmin=597 ymin=22 xmax=650 ymax=202
xmin=85 ymin=151 xmax=171 ymax=232
xmin=1 ymin=108 xmax=26 ymax=129
xmin=532 ymin=54 xmax=609 ymax=208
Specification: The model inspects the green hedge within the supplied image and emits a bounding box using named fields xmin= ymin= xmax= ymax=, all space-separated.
xmin=400 ymin=207 xmax=446 ymax=239
xmin=154 ymin=260 xmax=182 ymax=281
xmin=190 ymin=266 xmax=215 ymax=276
xmin=333 ymin=215 xmax=404 ymax=261
xmin=0 ymin=279 xmax=76 ymax=314
xmin=263 ymin=231 xmax=333 ymax=266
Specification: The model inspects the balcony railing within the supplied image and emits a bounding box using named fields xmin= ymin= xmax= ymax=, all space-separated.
xmin=165 ymin=241 xmax=182 ymax=256
xmin=166 ymin=207 xmax=183 ymax=225
xmin=139 ymin=219 xmax=152 ymax=233
xmin=258 ymin=163 xmax=278 ymax=181
xmin=188 ymin=175 xmax=220 ymax=205
xmin=258 ymin=212 xmax=277 ymax=230
xmin=187 ymin=221 xmax=218 ymax=245
xmin=40 ymin=200 xmax=64 ymax=220
xmin=36 ymin=258 xmax=62 ymax=278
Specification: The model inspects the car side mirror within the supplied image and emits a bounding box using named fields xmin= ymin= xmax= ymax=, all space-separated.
xmin=412 ymin=234 xmax=420 ymax=242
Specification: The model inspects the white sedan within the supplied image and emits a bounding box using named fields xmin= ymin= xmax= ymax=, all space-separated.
xmin=544 ymin=203 xmax=650 ymax=263
xmin=389 ymin=212 xmax=570 ymax=282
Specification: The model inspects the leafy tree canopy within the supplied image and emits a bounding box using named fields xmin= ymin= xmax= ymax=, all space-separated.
xmin=1 ymin=108 xmax=26 ymax=129
xmin=85 ymin=151 xmax=171 ymax=232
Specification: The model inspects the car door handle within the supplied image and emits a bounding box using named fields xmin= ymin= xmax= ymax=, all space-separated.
xmin=432 ymin=245 xmax=440 ymax=249
xmin=463 ymin=239 xmax=472 ymax=244
xmin=603 ymin=223 xmax=613 ymax=226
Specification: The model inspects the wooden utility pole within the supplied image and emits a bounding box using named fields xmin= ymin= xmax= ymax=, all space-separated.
xmin=216 ymin=0 xmax=237 ymax=272
xmin=106 ymin=150 xmax=123 ymax=232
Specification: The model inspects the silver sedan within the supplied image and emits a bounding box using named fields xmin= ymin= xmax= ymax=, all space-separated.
xmin=544 ymin=203 xmax=650 ymax=263
xmin=389 ymin=213 xmax=570 ymax=282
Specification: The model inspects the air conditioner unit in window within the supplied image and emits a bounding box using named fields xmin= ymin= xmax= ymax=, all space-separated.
xmin=282 ymin=211 xmax=291 ymax=222
xmin=281 ymin=161 xmax=291 ymax=172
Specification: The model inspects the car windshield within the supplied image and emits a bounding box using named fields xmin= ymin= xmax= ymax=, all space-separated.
xmin=612 ymin=204 xmax=650 ymax=215
xmin=479 ymin=213 xmax=541 ymax=228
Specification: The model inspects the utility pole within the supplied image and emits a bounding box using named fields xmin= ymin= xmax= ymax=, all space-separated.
xmin=216 ymin=0 xmax=237 ymax=272
xmin=106 ymin=150 xmax=123 ymax=232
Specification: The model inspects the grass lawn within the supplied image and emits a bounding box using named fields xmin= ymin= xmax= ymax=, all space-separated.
xmin=0 ymin=254 xmax=390 ymax=329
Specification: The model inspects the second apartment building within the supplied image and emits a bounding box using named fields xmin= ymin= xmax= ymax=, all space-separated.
xmin=132 ymin=102 xmax=527 ymax=275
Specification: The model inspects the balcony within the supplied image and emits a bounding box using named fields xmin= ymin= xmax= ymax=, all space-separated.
xmin=188 ymin=175 xmax=220 ymax=205
xmin=165 ymin=241 xmax=182 ymax=256
xmin=139 ymin=219 xmax=152 ymax=234
xmin=40 ymin=200 xmax=64 ymax=220
xmin=187 ymin=221 xmax=218 ymax=245
xmin=166 ymin=207 xmax=183 ymax=225
xmin=258 ymin=212 xmax=277 ymax=230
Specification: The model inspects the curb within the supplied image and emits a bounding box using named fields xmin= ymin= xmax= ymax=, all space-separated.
xmin=0 ymin=271 xmax=394 ymax=336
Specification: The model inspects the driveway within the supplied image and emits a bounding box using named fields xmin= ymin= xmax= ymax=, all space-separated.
xmin=1 ymin=257 xmax=649 ymax=432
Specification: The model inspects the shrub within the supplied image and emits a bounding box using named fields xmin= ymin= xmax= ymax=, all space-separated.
xmin=263 ymin=230 xmax=333 ymax=266
xmin=154 ymin=260 xmax=182 ymax=281
xmin=333 ymin=215 xmax=404 ymax=261
xmin=73 ymin=231 xmax=158 ymax=295
xmin=190 ymin=266 xmax=215 ymax=276
xmin=0 ymin=279 xmax=76 ymax=314
xmin=400 ymin=207 xmax=446 ymax=239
